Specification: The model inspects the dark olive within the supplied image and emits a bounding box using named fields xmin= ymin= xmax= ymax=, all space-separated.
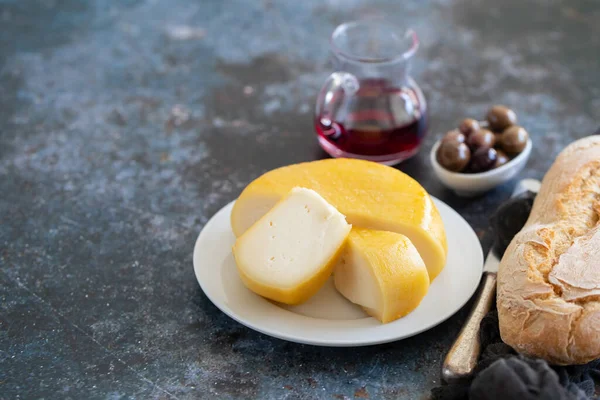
xmin=494 ymin=149 xmax=510 ymax=168
xmin=494 ymin=132 xmax=503 ymax=145
xmin=458 ymin=118 xmax=480 ymax=137
xmin=501 ymin=126 xmax=529 ymax=154
xmin=486 ymin=105 xmax=517 ymax=132
xmin=436 ymin=141 xmax=471 ymax=172
xmin=467 ymin=129 xmax=496 ymax=151
xmin=441 ymin=130 xmax=466 ymax=144
xmin=468 ymin=147 xmax=498 ymax=173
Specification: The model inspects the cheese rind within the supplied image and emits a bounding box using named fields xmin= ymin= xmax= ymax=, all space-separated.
xmin=231 ymin=158 xmax=447 ymax=280
xmin=334 ymin=228 xmax=430 ymax=323
xmin=232 ymin=187 xmax=351 ymax=305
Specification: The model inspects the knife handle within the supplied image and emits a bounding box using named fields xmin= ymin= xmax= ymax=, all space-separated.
xmin=442 ymin=272 xmax=497 ymax=382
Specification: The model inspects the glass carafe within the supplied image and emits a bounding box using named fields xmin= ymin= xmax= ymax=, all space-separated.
xmin=315 ymin=21 xmax=427 ymax=165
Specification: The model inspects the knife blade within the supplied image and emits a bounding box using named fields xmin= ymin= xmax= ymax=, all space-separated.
xmin=441 ymin=178 xmax=541 ymax=382
xmin=482 ymin=178 xmax=540 ymax=275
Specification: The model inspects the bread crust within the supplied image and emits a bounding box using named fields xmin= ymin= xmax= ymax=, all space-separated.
xmin=497 ymin=136 xmax=600 ymax=365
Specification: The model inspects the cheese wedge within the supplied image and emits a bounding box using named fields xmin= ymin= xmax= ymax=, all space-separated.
xmin=334 ymin=228 xmax=430 ymax=323
xmin=232 ymin=187 xmax=351 ymax=305
xmin=231 ymin=158 xmax=447 ymax=280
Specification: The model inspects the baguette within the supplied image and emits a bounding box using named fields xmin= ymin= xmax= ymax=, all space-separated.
xmin=497 ymin=135 xmax=600 ymax=365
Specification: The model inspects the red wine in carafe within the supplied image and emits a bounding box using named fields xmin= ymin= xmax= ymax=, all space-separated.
xmin=315 ymin=79 xmax=427 ymax=163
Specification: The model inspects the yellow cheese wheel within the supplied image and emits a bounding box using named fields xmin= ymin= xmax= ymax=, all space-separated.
xmin=334 ymin=228 xmax=430 ymax=323
xmin=231 ymin=158 xmax=447 ymax=280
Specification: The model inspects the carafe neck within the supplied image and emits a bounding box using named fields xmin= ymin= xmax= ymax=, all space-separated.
xmin=332 ymin=56 xmax=411 ymax=86
xmin=329 ymin=23 xmax=418 ymax=87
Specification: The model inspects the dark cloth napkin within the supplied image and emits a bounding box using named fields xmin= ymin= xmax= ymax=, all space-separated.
xmin=431 ymin=192 xmax=600 ymax=400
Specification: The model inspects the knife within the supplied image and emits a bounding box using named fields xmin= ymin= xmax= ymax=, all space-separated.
xmin=441 ymin=178 xmax=541 ymax=383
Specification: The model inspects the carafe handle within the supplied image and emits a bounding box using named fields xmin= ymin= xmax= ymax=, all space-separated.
xmin=315 ymin=72 xmax=359 ymax=137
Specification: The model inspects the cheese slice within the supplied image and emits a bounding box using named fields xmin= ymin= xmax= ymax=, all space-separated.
xmin=232 ymin=187 xmax=351 ymax=305
xmin=333 ymin=228 xmax=430 ymax=323
xmin=231 ymin=158 xmax=447 ymax=280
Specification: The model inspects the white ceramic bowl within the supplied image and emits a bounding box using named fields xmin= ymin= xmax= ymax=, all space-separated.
xmin=430 ymin=139 xmax=532 ymax=197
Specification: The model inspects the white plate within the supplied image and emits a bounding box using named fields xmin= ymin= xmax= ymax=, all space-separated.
xmin=193 ymin=198 xmax=483 ymax=346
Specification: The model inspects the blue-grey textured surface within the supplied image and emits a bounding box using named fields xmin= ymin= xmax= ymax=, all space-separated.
xmin=1 ymin=0 xmax=599 ymax=399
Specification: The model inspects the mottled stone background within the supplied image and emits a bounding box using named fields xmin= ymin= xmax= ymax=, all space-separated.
xmin=1 ymin=0 xmax=599 ymax=399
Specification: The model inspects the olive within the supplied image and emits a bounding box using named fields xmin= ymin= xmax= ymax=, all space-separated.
xmin=494 ymin=149 xmax=510 ymax=168
xmin=501 ymin=125 xmax=529 ymax=154
xmin=467 ymin=129 xmax=496 ymax=151
xmin=458 ymin=118 xmax=480 ymax=137
xmin=468 ymin=147 xmax=498 ymax=173
xmin=436 ymin=141 xmax=471 ymax=172
xmin=494 ymin=132 xmax=503 ymax=145
xmin=486 ymin=105 xmax=517 ymax=132
xmin=441 ymin=130 xmax=466 ymax=144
